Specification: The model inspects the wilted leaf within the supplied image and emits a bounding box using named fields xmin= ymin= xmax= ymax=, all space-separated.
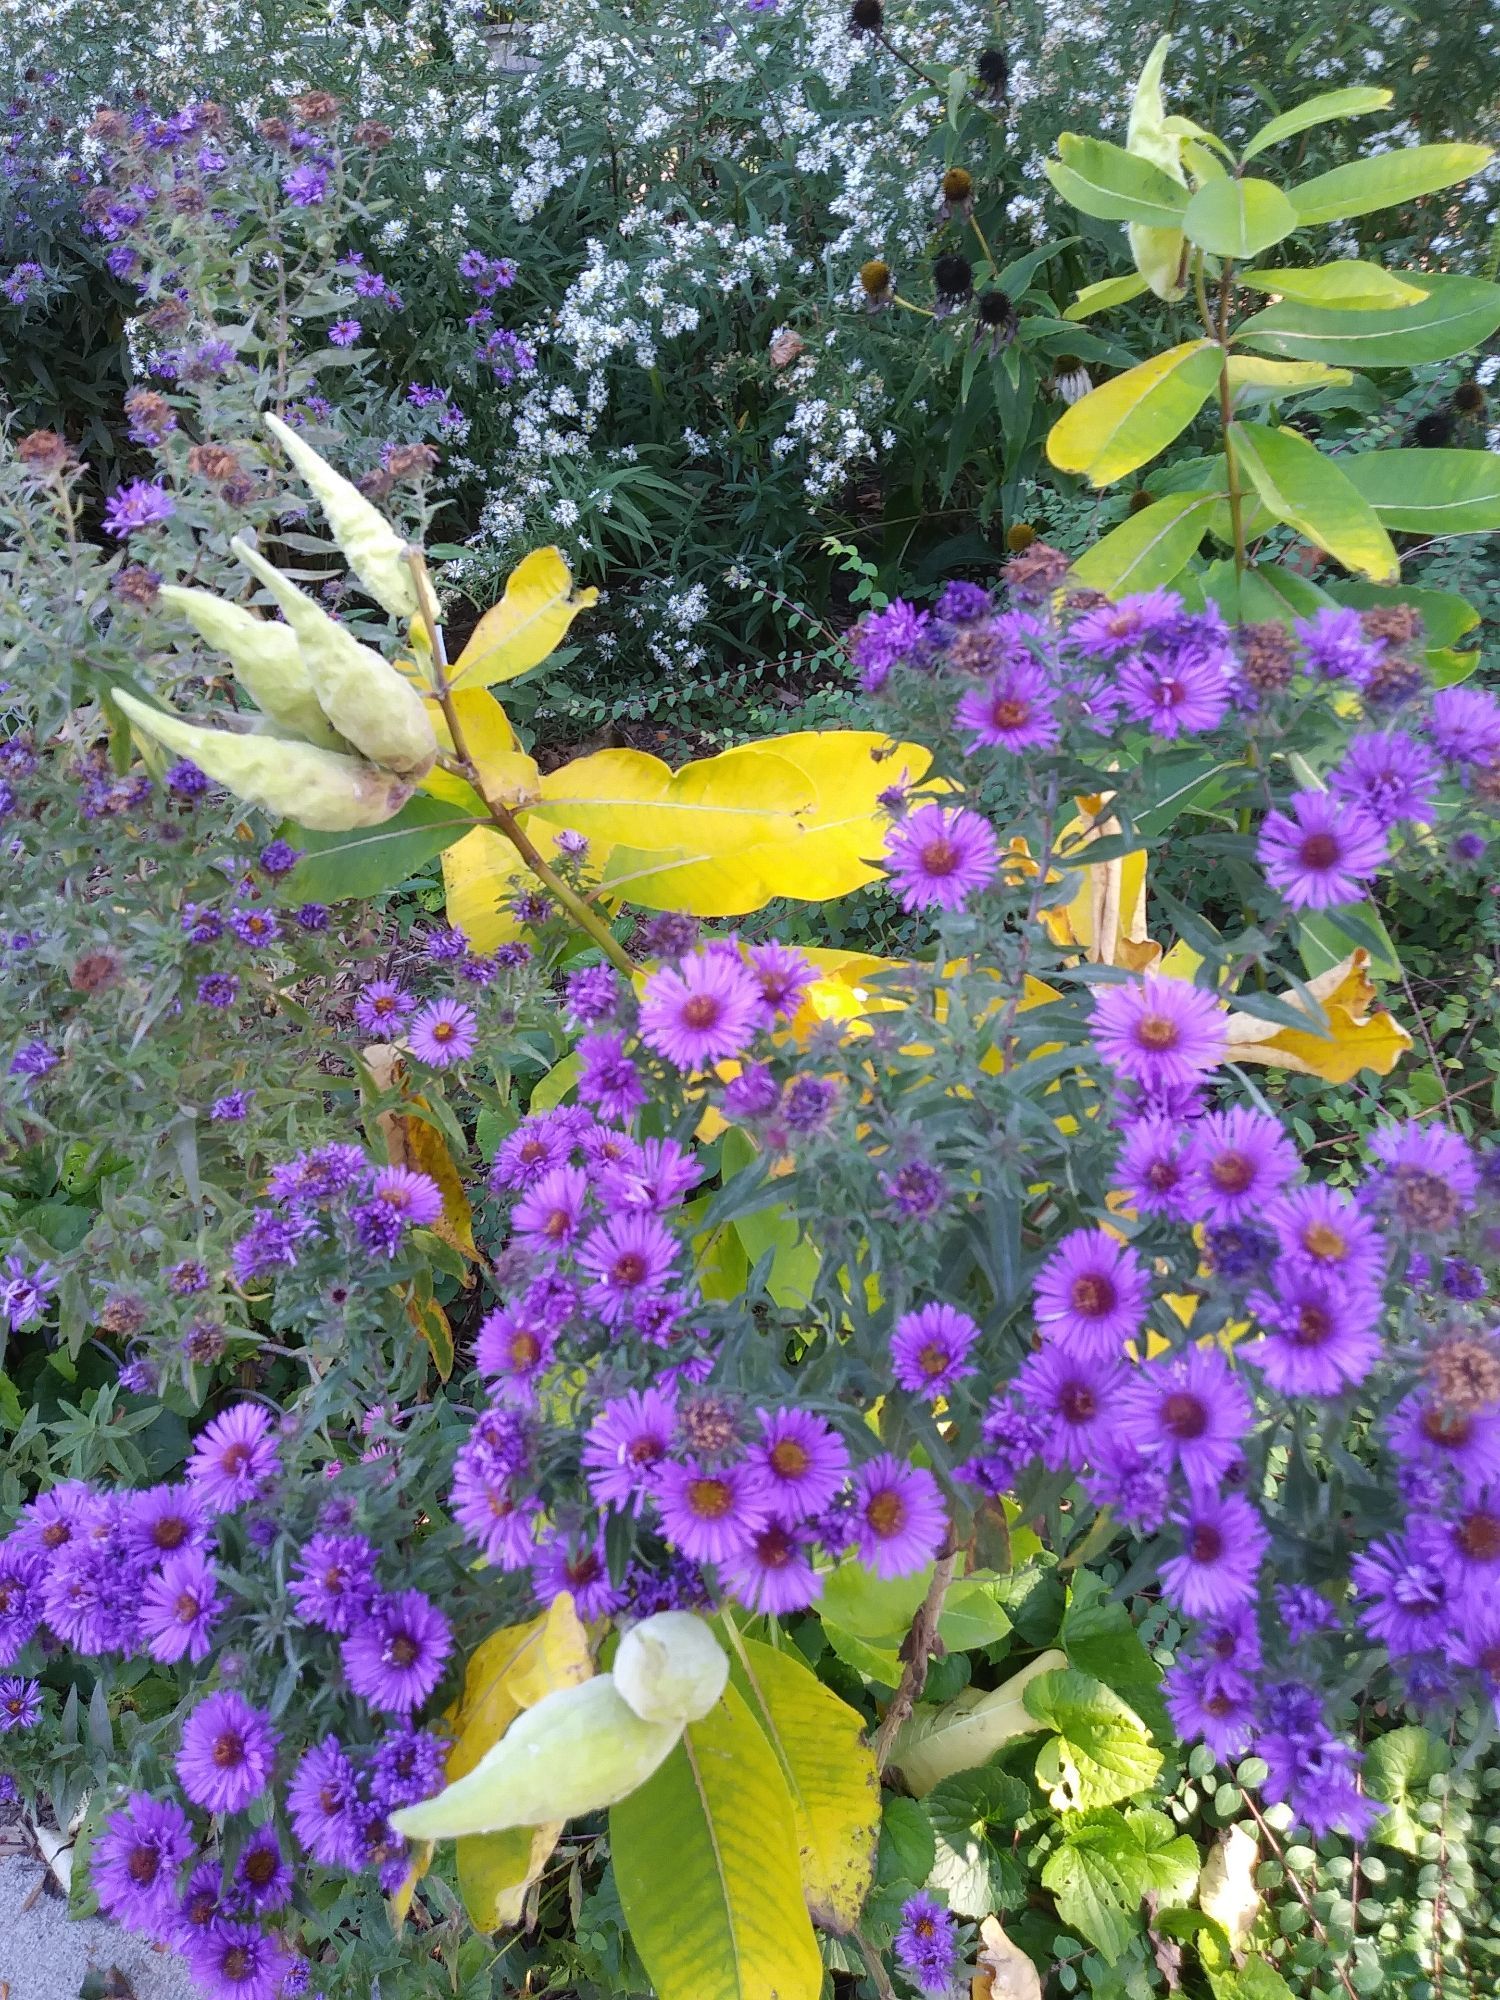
xmin=971 ymin=1914 xmax=1043 ymax=2000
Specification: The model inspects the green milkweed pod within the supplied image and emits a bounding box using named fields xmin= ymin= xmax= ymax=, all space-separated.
xmin=231 ymin=538 xmax=438 ymax=778
xmin=112 ymin=689 xmax=415 ymax=830
xmin=158 ymin=585 xmax=346 ymax=751
xmin=612 ymin=1611 xmax=729 ymax=1723
xmin=263 ymin=410 xmax=421 ymax=623
xmin=1126 ymin=36 xmax=1189 ymax=303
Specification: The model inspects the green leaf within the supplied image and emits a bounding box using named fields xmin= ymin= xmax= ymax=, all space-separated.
xmin=1297 ymin=904 xmax=1401 ymax=984
xmin=1238 ymin=261 xmax=1430 ymax=309
xmin=1237 ymin=273 xmax=1500 ymax=367
xmin=878 ymin=1795 xmax=936 ymax=1889
xmin=611 ymin=1684 xmax=823 ymax=2000
xmin=1064 ymin=273 xmax=1152 ymax=321
xmin=1230 ymin=421 xmax=1399 ymax=580
xmin=1337 ymin=448 xmax=1500 ymax=534
xmin=1069 ymin=491 xmax=1217 ymax=596
xmin=1041 ymin=1834 xmax=1137 ymax=1965
xmin=1060 ymin=1574 xmax=1169 ymax=1740
xmin=1048 ymin=340 xmax=1223 ymax=487
xmin=1201 ymin=559 xmax=1334 ymax=627
xmin=822 ymin=1622 xmax=901 ymax=1686
xmin=1024 ymin=1668 xmax=1162 ymax=1811
xmin=1182 ymin=178 xmax=1298 ymax=258
xmin=1289 ymin=143 xmax=1493 ymax=224
xmin=284 ymin=794 xmax=479 ymax=904
xmin=725 ymin=1635 xmax=879 ymax=1932
xmin=1241 ymin=86 xmax=1394 ymax=161
xmin=1363 ymin=1724 xmax=1451 ymax=1855
xmin=925 ymin=1768 xmax=1029 ymax=1917
xmin=1047 ymin=134 xmax=1190 ymax=226
xmin=1041 ymin=1807 xmax=1199 ymax=1965
xmin=938 ymin=1579 xmax=1014 ymax=1653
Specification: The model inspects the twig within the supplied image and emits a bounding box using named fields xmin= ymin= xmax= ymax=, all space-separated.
xmin=1238 ymin=1791 xmax=1361 ymax=2000
xmin=870 ymin=1541 xmax=957 ymax=1772
xmin=855 ymin=1928 xmax=899 ymax=2000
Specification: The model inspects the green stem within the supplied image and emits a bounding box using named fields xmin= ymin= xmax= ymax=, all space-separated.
xmin=405 ymin=551 xmax=637 ymax=978
xmin=1202 ymin=254 xmax=1248 ymax=584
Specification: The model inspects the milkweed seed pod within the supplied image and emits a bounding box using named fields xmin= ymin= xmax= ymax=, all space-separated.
xmin=263 ymin=411 xmax=421 ymax=623
xmin=158 ymin=585 xmax=346 ymax=750
xmin=388 ymin=1678 xmax=683 ymax=1841
xmin=1125 ymin=37 xmax=1189 ymax=302
xmin=612 ymin=1612 xmax=728 ymax=1724
xmin=112 ymin=689 xmax=415 ymax=830
xmin=231 ymin=538 xmax=437 ymax=777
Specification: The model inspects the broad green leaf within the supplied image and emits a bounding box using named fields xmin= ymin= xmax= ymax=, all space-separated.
xmin=1200 ymin=559 xmax=1333 ymax=627
xmin=1230 ymin=420 xmax=1399 ymax=580
xmin=284 ymin=793 xmax=479 ymax=904
xmin=1042 ymin=1807 xmax=1199 ymax=1964
xmin=1237 ymin=273 xmax=1500 ymax=366
xmin=877 ymin=1796 xmax=936 ymax=1889
xmin=1064 ymin=273 xmax=1151 ymax=321
xmin=1363 ymin=1724 xmax=1451 ymax=1855
xmin=926 ymin=1768 xmax=1030 ymax=1917
xmin=1241 ymin=87 xmax=1392 ymax=161
xmin=1070 ymin=491 xmax=1217 ymax=597
xmin=1337 ymin=448 xmax=1500 ymax=534
xmin=1225 ymin=357 xmax=1353 ymax=396
xmin=1041 ymin=1835 xmax=1136 ymax=1965
xmin=1060 ymin=1575 xmax=1168 ymax=1740
xmin=1213 ymin=1959 xmax=1298 ymax=2000
xmin=725 ymin=1636 xmax=879 ymax=1933
xmin=1238 ymin=260 xmax=1429 ymax=309
xmin=888 ymin=1651 xmax=1065 ymax=1798
xmin=1047 ymin=340 xmax=1222 ymax=487
xmin=611 ymin=1683 xmax=822 ymax=2000
xmin=450 ymin=546 xmax=598 ymax=689
xmin=1024 ymin=1668 xmax=1162 ymax=1812
xmin=1289 ymin=143 xmax=1493 ymax=224
xmin=822 ymin=1621 xmax=902 ymax=1685
xmin=1298 ymin=904 xmax=1401 ymax=984
xmin=1182 ymin=177 xmax=1298 ymax=258
xmin=1047 ymin=134 xmax=1190 ymax=226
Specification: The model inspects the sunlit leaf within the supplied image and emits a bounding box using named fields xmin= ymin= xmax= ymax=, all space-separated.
xmin=1182 ymin=177 xmax=1298 ymax=258
xmin=1240 ymin=87 xmax=1393 ymax=161
xmin=1238 ymin=260 xmax=1429 ymax=309
xmin=1047 ymin=340 xmax=1223 ymax=487
xmin=1069 ymin=491 xmax=1217 ymax=596
xmin=1337 ymin=448 xmax=1500 ymax=534
xmin=451 ymin=547 xmax=599 ymax=688
xmin=1229 ymin=420 xmax=1399 ymax=580
xmin=1237 ymin=273 xmax=1500 ymax=367
xmin=1288 ymin=143 xmax=1493 ymax=224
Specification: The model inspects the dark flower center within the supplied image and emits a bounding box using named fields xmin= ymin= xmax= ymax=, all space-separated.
xmin=1299 ymin=832 xmax=1340 ymax=870
xmin=1481 ymin=1645 xmax=1500 ymax=1678
xmin=688 ymin=1477 xmax=733 ymax=1520
xmin=153 ymin=1516 xmax=188 ymax=1549
xmin=1301 ymin=1222 xmax=1347 ymax=1261
xmin=612 ymin=1252 xmax=647 ymax=1286
xmin=991 ymin=697 xmax=1029 ymax=730
xmin=1209 ymin=1153 xmax=1254 ymax=1194
xmin=1059 ymin=1382 xmax=1096 ymax=1422
xmin=213 ymin=1730 xmax=244 ymax=1768
xmin=220 ymin=1442 xmax=250 ymax=1476
xmin=770 ymin=1439 xmax=809 ymax=1478
xmin=627 ymin=1434 xmax=666 ymax=1465
xmin=390 ymin=1634 xmax=420 ymax=1667
xmin=681 ymin=995 xmax=721 ymax=1029
xmin=1457 ymin=1511 xmax=1500 ymax=1562
xmin=1290 ymin=1304 xmax=1332 ymax=1346
xmin=1392 ymin=1168 xmax=1460 ymax=1231
xmin=432 ymin=1021 xmax=455 ymax=1042
xmin=128 ymin=1845 xmax=159 ymax=1885
xmin=1146 ymin=1160 xmax=1179 ymax=1192
xmin=917 ymin=1343 xmax=950 ymax=1377
xmin=1189 ymin=1525 xmax=1223 ymax=1563
xmin=756 ymin=1526 xmax=794 ymax=1570
xmin=187 ymin=1891 xmax=216 ymax=1926
xmin=1162 ymin=1390 xmax=1207 ymax=1439
xmin=1071 ymin=1274 xmax=1116 ymax=1318
xmin=245 ymin=1849 xmax=277 ymax=1887
xmin=1421 ymin=1405 xmax=1472 ymax=1447
xmin=41 ymin=1522 xmax=70 ymax=1549
xmin=1135 ymin=1012 xmax=1178 ymax=1051
xmin=176 ymin=1590 xmax=201 ymax=1623
xmin=917 ymin=837 xmax=958 ymax=878
xmin=566 ymin=1554 xmax=602 ymax=1589
xmin=509 ymin=1332 xmax=541 ymax=1368
xmin=543 ymin=1209 xmax=570 ymax=1237
xmin=866 ymin=1490 xmax=906 ymax=1538
xmin=223 ymin=1947 xmax=252 ymax=1981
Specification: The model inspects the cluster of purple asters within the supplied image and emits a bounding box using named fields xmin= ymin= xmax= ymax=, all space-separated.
xmin=230 ymin=1143 xmax=445 ymax=1281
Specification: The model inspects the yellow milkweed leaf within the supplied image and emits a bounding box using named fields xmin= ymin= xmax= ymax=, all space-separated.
xmin=533 ymin=742 xmax=811 ymax=855
xmin=422 ymin=689 xmax=539 ymax=809
xmin=441 ymin=825 xmax=534 ymax=955
xmin=1226 ymin=356 xmax=1354 ymax=394
xmin=1224 ymin=948 xmax=1411 ymax=1081
xmin=391 ymin=1113 xmax=479 ymax=1263
xmin=450 ymin=547 xmax=598 ymax=689
xmin=1047 ymin=340 xmax=1222 ymax=487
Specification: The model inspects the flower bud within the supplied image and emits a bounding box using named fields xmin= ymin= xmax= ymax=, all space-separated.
xmin=112 ymin=689 xmax=415 ymax=830
xmin=613 ymin=1613 xmax=728 ymax=1724
xmin=231 ymin=538 xmax=437 ymax=777
xmin=159 ymin=585 xmax=345 ymax=750
xmin=263 ymin=411 xmax=421 ymax=622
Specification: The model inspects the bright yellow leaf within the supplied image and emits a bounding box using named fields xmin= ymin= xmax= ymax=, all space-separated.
xmin=1047 ymin=340 xmax=1223 ymax=488
xmin=441 ymin=825 xmax=534 ymax=955
xmin=450 ymin=547 xmax=598 ymax=689
xmin=533 ymin=742 xmax=811 ymax=854
xmin=1224 ymin=948 xmax=1411 ymax=1081
xmin=1226 ymin=356 xmax=1354 ymax=394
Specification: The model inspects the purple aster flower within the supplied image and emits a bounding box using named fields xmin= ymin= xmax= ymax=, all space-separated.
xmin=1365 ymin=1120 xmax=1477 ymax=1232
xmin=639 ymin=950 xmax=762 ymax=1071
xmin=328 ymin=317 xmax=362 ymax=346
xmin=597 ymin=1136 xmax=699 ymax=1214
xmin=474 ymin=1299 xmax=557 ymax=1400
xmin=167 ymin=1259 xmax=211 ymax=1298
xmin=893 ymin=1894 xmax=959 ymax=1995
xmin=1160 ymin=1491 xmax=1269 ymax=1618
xmin=1 ymin=1253 xmax=58 ymax=1331
xmin=1015 ymin=1344 xmax=1125 ymax=1470
xmin=166 ymin=758 xmax=209 ymax=798
xmin=8 ymin=1039 xmax=58 ymax=1079
xmin=1092 ymin=977 xmax=1226 ymax=1089
xmin=1245 ymin=1270 xmax=1381 ymax=1396
xmin=282 ymin=162 xmax=329 ymax=205
xmin=449 ymin=1451 xmax=540 ymax=1569
xmin=1069 ymin=589 xmax=1183 ymax=661
xmin=1295 ymin=606 xmax=1382 ymax=683
xmin=1270 ymin=1184 xmax=1385 ymax=1288
xmin=212 ymin=1091 xmax=250 ymax=1122
xmin=751 ymin=1408 xmax=851 ymax=1522
xmin=408 ymin=996 xmax=477 ymax=1067
xmin=1350 ymin=1534 xmax=1455 ymax=1656
xmin=1418 ymin=1491 xmax=1500 ymax=1590
xmin=1118 ymin=645 xmax=1232 ymax=737
xmin=890 ymin=1302 xmax=980 ymax=1398
xmin=512 ymin=1164 xmax=590 ymax=1247
xmin=197 ymin=972 xmax=240 ymax=1009
xmin=1330 ymin=729 xmax=1440 ymax=829
xmin=719 ymin=1518 xmax=822 ymax=1615
xmin=342 ymin=1589 xmax=453 ymax=1714
xmin=655 ymin=1457 xmax=773 ymax=1564
xmin=177 ymin=1691 xmax=278 ymax=1813
xmin=1442 ymin=1256 xmax=1486 ymax=1300
xmin=353 ymin=980 xmax=414 ymax=1035
xmin=369 ymin=1166 xmax=445 ymax=1229
xmin=370 ymin=1726 xmax=448 ymax=1811
xmin=102 ymin=479 xmax=174 ymax=538
xmin=1118 ymin=1346 xmax=1251 ymax=1485
xmin=533 ymin=1529 xmax=623 ymax=1621
xmin=490 ymin=1108 xmax=587 ymax=1190
xmin=1162 ymin=1655 xmax=1257 ymax=1760
xmin=1033 ymin=1226 xmax=1149 ymax=1359
xmin=140 ymin=1550 xmax=224 ymax=1663
xmin=576 ymin=1030 xmax=648 ymax=1123
xmin=883 ymin=1157 xmax=949 ymax=1220
xmin=1187 ymin=1106 xmax=1298 ymax=1224
xmin=185 ymin=1919 xmax=287 ymax=2000
xmin=723 ymin=1062 xmax=781 ymax=1120
xmin=1428 ymin=685 xmax=1500 ymax=768
xmin=565 ymin=965 xmax=620 ymax=1023
xmin=582 ymin=1387 xmax=679 ymax=1513
xmin=10 ymin=1480 xmax=92 ymax=1562
xmin=187 ymin=1402 xmax=279 ymax=1513
xmin=0 ymin=1676 xmax=41 ymax=1730
xmin=1453 ymin=1599 xmax=1500 ymax=1708
xmin=883 ymin=803 xmax=999 ymax=914
xmin=577 ymin=1211 xmax=680 ymax=1325
xmin=1117 ymin=1116 xmax=1193 ymax=1219
xmin=745 ymin=942 xmax=815 ymax=1026
xmin=954 ymin=660 xmax=1059 ymax=754
xmin=937 ymin=579 xmax=992 ymax=624
xmin=295 ymin=902 xmax=329 ymax=931
xmin=289 ymin=1533 xmax=378 ymax=1634
xmin=286 ymin=1737 xmax=363 ymax=1867
xmin=1257 ymin=791 xmax=1388 ymax=910
xmin=93 ymin=1793 xmax=194 ymax=1932
xmin=1276 ymin=1583 xmax=1341 ymax=1643
xmin=40 ymin=1498 xmax=146 ymax=1655
xmin=850 ymin=600 xmax=933 ymax=692
xmin=1261 ymin=1699 xmax=1378 ymax=1842
xmin=230 ymin=900 xmax=281 ymax=945
xmin=850 ymin=1453 xmax=947 ymax=1578
xmin=227 ymin=1827 xmax=293 ymax=1915
xmin=256 ymin=839 xmax=301 ymax=878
